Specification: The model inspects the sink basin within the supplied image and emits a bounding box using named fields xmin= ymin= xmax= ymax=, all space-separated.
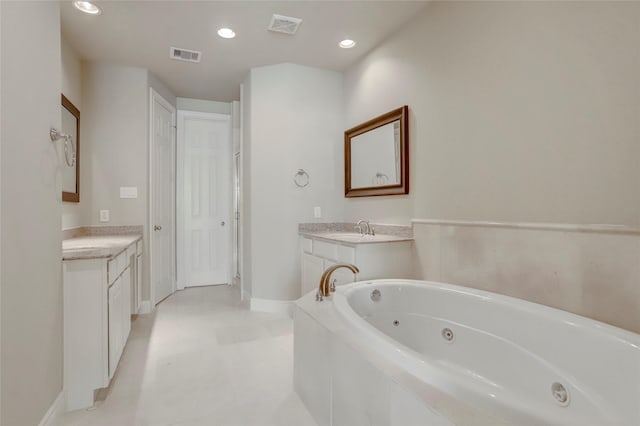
xmin=322 ymin=232 xmax=369 ymax=240
xmin=318 ymin=232 xmax=401 ymax=243
xmin=62 ymin=240 xmax=117 ymax=251
xmin=63 ymin=243 xmax=112 ymax=251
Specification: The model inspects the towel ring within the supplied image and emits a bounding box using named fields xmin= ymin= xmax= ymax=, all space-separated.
xmin=294 ymin=169 xmax=309 ymax=188
xmin=50 ymin=128 xmax=76 ymax=167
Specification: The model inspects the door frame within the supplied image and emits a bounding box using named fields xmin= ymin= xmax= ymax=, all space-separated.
xmin=176 ymin=110 xmax=233 ymax=290
xmin=149 ymin=88 xmax=177 ymax=307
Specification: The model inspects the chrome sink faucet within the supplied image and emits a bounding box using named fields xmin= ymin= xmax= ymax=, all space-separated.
xmin=356 ymin=219 xmax=370 ymax=236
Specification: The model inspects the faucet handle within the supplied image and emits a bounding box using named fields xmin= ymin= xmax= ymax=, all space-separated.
xmin=315 ymin=290 xmax=324 ymax=301
xmin=330 ymin=278 xmax=337 ymax=293
xmin=370 ymin=226 xmax=375 ymax=236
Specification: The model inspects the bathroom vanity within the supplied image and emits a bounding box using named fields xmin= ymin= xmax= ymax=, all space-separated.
xmin=62 ymin=228 xmax=143 ymax=411
xmin=299 ymin=223 xmax=414 ymax=296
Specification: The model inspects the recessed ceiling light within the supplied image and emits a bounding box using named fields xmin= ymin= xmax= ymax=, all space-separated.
xmin=217 ymin=28 xmax=236 ymax=39
xmin=339 ymin=39 xmax=356 ymax=49
xmin=72 ymin=1 xmax=102 ymax=15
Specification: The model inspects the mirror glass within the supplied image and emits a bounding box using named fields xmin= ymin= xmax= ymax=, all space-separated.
xmin=345 ymin=106 xmax=408 ymax=197
xmin=61 ymin=94 xmax=80 ymax=202
xmin=350 ymin=120 xmax=401 ymax=188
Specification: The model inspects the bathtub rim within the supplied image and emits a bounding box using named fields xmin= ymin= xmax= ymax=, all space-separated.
xmin=294 ymin=293 xmax=520 ymax=426
xmin=330 ymin=279 xmax=639 ymax=425
xmin=334 ymin=278 xmax=640 ymax=345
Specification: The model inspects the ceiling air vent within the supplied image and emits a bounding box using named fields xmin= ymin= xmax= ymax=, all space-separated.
xmin=170 ymin=47 xmax=201 ymax=63
xmin=268 ymin=14 xmax=302 ymax=35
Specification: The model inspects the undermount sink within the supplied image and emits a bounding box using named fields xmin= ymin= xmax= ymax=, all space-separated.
xmin=63 ymin=243 xmax=112 ymax=251
xmin=322 ymin=232 xmax=371 ymax=239
xmin=62 ymin=239 xmax=123 ymax=251
xmin=319 ymin=232 xmax=400 ymax=243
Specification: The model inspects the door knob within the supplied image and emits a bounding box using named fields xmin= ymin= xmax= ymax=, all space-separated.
xmin=154 ymin=225 xmax=162 ymax=231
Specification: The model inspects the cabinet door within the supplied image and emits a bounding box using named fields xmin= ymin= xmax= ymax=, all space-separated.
xmin=108 ymin=278 xmax=123 ymax=379
xmin=301 ymin=253 xmax=324 ymax=297
xmin=130 ymin=256 xmax=136 ymax=315
xmin=121 ymin=266 xmax=131 ymax=343
xmin=136 ymin=255 xmax=142 ymax=313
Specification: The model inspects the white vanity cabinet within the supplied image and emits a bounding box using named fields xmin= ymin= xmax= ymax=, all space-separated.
xmin=131 ymin=240 xmax=143 ymax=314
xmin=63 ymin=239 xmax=139 ymax=411
xmin=300 ymin=236 xmax=413 ymax=296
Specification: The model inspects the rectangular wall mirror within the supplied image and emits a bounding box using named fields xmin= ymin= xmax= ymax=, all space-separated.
xmin=61 ymin=94 xmax=80 ymax=202
xmin=345 ymin=105 xmax=409 ymax=197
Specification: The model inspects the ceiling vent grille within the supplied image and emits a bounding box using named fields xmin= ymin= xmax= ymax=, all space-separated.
xmin=170 ymin=47 xmax=201 ymax=63
xmin=268 ymin=14 xmax=302 ymax=35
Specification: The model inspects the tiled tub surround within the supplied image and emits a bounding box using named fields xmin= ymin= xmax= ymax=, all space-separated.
xmin=295 ymin=280 xmax=640 ymax=426
xmin=412 ymin=220 xmax=640 ymax=334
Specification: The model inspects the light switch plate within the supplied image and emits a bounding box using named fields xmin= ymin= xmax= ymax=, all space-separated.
xmin=314 ymin=206 xmax=322 ymax=218
xmin=120 ymin=186 xmax=138 ymax=198
xmin=99 ymin=210 xmax=110 ymax=222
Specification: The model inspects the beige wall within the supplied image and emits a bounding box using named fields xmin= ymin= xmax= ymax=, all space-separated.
xmin=176 ymin=97 xmax=231 ymax=115
xmin=240 ymin=82 xmax=253 ymax=298
xmin=245 ymin=64 xmax=344 ymax=300
xmin=344 ymin=2 xmax=640 ymax=331
xmin=149 ymin=71 xmax=176 ymax=108
xmin=81 ymin=63 xmax=148 ymax=228
xmin=344 ymin=1 xmax=640 ymax=227
xmin=61 ymin=36 xmax=83 ymax=230
xmin=80 ymin=65 xmax=176 ymax=302
xmin=1 ymin=2 xmax=64 ymax=424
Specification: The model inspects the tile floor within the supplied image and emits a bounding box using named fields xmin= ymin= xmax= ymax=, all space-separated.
xmin=60 ymin=285 xmax=317 ymax=426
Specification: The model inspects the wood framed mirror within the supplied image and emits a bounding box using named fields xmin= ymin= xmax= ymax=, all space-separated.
xmin=345 ymin=105 xmax=409 ymax=197
xmin=61 ymin=94 xmax=80 ymax=202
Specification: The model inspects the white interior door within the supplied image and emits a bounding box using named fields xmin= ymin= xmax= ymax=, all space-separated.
xmin=177 ymin=111 xmax=231 ymax=288
xmin=150 ymin=89 xmax=176 ymax=304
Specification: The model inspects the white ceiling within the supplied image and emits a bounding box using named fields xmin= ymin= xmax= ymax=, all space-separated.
xmin=60 ymin=1 xmax=428 ymax=101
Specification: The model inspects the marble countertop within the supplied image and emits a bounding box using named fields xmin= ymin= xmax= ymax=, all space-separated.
xmin=299 ymin=231 xmax=413 ymax=245
xmin=63 ymin=234 xmax=141 ymax=261
xmin=299 ymin=222 xmax=413 ymax=245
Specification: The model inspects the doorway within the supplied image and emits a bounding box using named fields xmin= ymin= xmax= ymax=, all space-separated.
xmin=176 ymin=110 xmax=232 ymax=289
xmin=149 ymin=89 xmax=177 ymax=305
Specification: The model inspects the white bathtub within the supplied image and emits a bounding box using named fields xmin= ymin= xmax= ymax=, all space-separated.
xmin=294 ymin=280 xmax=640 ymax=426
xmin=327 ymin=279 xmax=640 ymax=425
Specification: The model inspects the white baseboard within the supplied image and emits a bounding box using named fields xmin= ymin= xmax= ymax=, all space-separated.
xmin=139 ymin=300 xmax=152 ymax=314
xmin=250 ymin=298 xmax=293 ymax=317
xmin=38 ymin=390 xmax=65 ymax=426
xmin=239 ymin=289 xmax=251 ymax=309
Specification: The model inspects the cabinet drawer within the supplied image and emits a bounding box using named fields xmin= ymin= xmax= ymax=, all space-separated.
xmin=338 ymin=245 xmax=355 ymax=264
xmin=107 ymin=257 xmax=118 ymax=284
xmin=126 ymin=245 xmax=135 ymax=262
xmin=301 ymin=237 xmax=313 ymax=254
xmin=108 ymin=251 xmax=128 ymax=284
xmin=313 ymin=240 xmax=338 ymax=260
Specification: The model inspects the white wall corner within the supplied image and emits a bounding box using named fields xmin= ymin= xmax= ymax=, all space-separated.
xmin=38 ymin=391 xmax=65 ymax=426
xmin=139 ymin=300 xmax=153 ymax=314
xmin=250 ymin=298 xmax=293 ymax=317
xmin=239 ymin=286 xmax=251 ymax=309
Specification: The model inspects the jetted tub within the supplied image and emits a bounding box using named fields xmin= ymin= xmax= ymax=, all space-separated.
xmin=294 ymin=279 xmax=640 ymax=426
